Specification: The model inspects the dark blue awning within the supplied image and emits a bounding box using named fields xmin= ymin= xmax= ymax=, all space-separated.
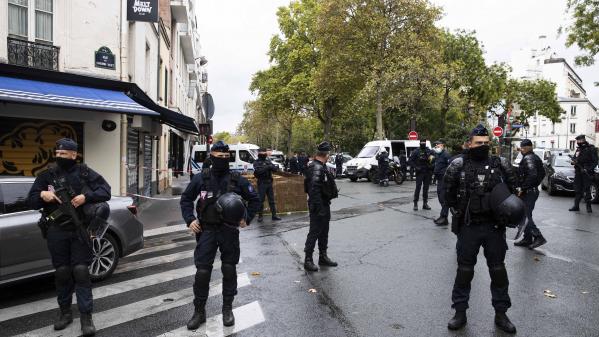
xmin=0 ymin=75 xmax=159 ymax=116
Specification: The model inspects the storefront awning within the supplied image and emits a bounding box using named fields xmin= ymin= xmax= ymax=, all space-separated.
xmin=0 ymin=75 xmax=159 ymax=116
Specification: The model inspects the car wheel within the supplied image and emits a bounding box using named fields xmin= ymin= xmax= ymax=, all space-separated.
xmin=547 ymin=179 xmax=556 ymax=196
xmin=591 ymin=183 xmax=599 ymax=204
xmin=350 ymin=176 xmax=358 ymax=182
xmin=90 ymin=232 xmax=120 ymax=282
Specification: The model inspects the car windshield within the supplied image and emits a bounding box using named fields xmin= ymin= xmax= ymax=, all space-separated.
xmin=553 ymin=156 xmax=571 ymax=167
xmin=357 ymin=146 xmax=379 ymax=158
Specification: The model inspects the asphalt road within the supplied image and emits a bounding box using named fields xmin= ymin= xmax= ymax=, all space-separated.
xmin=1 ymin=179 xmax=598 ymax=337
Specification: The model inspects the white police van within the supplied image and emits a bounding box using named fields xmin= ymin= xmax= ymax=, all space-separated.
xmin=190 ymin=143 xmax=273 ymax=175
xmin=346 ymin=140 xmax=431 ymax=182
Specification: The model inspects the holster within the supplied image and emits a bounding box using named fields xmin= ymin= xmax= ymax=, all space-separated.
xmin=451 ymin=213 xmax=463 ymax=235
xmin=37 ymin=211 xmax=50 ymax=239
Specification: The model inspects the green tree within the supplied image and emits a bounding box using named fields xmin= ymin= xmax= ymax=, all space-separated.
xmin=562 ymin=0 xmax=599 ymax=68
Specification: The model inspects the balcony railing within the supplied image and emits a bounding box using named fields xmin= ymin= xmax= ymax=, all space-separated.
xmin=7 ymin=37 xmax=59 ymax=71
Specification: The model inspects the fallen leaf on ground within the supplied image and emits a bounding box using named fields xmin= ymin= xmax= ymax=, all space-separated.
xmin=251 ymin=272 xmax=261 ymax=276
xmin=581 ymin=291 xmax=589 ymax=294
xmin=543 ymin=289 xmax=553 ymax=294
xmin=294 ymin=280 xmax=300 ymax=283
xmin=308 ymin=288 xmax=317 ymax=293
xmin=533 ymin=256 xmax=541 ymax=261
xmin=543 ymin=290 xmax=557 ymax=299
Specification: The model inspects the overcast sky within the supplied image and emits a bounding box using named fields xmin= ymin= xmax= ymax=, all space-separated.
xmin=196 ymin=0 xmax=599 ymax=134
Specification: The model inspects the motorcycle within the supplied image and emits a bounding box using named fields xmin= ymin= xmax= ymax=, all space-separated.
xmin=369 ymin=161 xmax=405 ymax=186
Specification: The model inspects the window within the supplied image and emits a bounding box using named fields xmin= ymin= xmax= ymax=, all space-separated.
xmin=570 ymin=123 xmax=576 ymax=134
xmin=228 ymin=151 xmax=237 ymax=162
xmin=1 ymin=183 xmax=33 ymax=214
xmin=194 ymin=151 xmax=207 ymax=163
xmin=8 ymin=0 xmax=28 ymax=38
xmin=238 ymin=150 xmax=254 ymax=164
xmin=570 ymin=105 xmax=577 ymax=117
xmin=570 ymin=140 xmax=576 ymax=151
xmin=35 ymin=0 xmax=52 ymax=42
xmin=164 ymin=68 xmax=169 ymax=105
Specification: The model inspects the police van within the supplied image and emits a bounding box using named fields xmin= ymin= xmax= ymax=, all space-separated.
xmin=346 ymin=140 xmax=431 ymax=182
xmin=190 ymin=143 xmax=277 ymax=175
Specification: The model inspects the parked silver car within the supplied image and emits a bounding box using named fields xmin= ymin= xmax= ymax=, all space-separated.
xmin=0 ymin=177 xmax=144 ymax=285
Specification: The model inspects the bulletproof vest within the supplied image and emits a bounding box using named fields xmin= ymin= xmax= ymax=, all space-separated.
xmin=196 ymin=169 xmax=240 ymax=225
xmin=460 ymin=156 xmax=503 ymax=220
xmin=417 ymin=149 xmax=432 ymax=167
xmin=322 ymin=169 xmax=339 ymax=200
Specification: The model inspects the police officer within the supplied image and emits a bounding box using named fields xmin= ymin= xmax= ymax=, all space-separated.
xmin=28 ymin=138 xmax=111 ymax=336
xmin=289 ymin=152 xmax=300 ymax=174
xmin=444 ymin=125 xmax=518 ymax=333
xmin=304 ymin=141 xmax=339 ymax=272
xmin=569 ymin=135 xmax=598 ymax=213
xmin=298 ymin=151 xmax=309 ymax=175
xmin=399 ymin=150 xmax=408 ymax=179
xmin=409 ymin=139 xmax=435 ymax=210
xmin=180 ymin=141 xmax=260 ymax=329
xmin=253 ymin=147 xmax=282 ymax=222
xmin=375 ymin=148 xmax=390 ymax=186
xmin=433 ymin=139 xmax=451 ymax=226
xmin=335 ymin=152 xmax=344 ymax=178
xmin=514 ymin=139 xmax=547 ymax=249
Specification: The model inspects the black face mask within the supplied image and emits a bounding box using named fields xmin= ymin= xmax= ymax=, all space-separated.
xmin=469 ymin=145 xmax=490 ymax=161
xmin=258 ymin=154 xmax=267 ymax=160
xmin=211 ymin=157 xmax=229 ymax=174
xmin=577 ymin=141 xmax=587 ymax=147
xmin=419 ymin=143 xmax=426 ymax=150
xmin=56 ymin=157 xmax=76 ymax=170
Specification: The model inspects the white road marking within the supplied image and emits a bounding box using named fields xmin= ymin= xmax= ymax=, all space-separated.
xmin=129 ymin=240 xmax=195 ymax=257
xmin=0 ymin=265 xmax=199 ymax=323
xmin=157 ymin=301 xmax=265 ymax=337
xmin=15 ymin=273 xmax=252 ymax=337
xmin=144 ymin=226 xmax=189 ymax=238
xmin=115 ymin=250 xmax=194 ymax=274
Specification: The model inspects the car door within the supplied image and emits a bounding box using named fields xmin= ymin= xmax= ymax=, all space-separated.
xmin=238 ymin=150 xmax=255 ymax=172
xmin=0 ymin=182 xmax=52 ymax=283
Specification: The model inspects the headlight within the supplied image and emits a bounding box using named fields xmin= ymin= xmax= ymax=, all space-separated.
xmin=553 ymin=172 xmax=568 ymax=180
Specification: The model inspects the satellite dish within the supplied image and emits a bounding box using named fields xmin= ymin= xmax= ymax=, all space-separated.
xmin=202 ymin=93 xmax=215 ymax=120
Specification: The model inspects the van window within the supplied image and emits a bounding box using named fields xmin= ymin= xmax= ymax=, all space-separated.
xmin=391 ymin=142 xmax=405 ymax=157
xmin=194 ymin=151 xmax=207 ymax=163
xmin=228 ymin=151 xmax=237 ymax=162
xmin=1 ymin=183 xmax=32 ymax=214
xmin=239 ymin=150 xmax=254 ymax=163
xmin=357 ymin=146 xmax=379 ymax=158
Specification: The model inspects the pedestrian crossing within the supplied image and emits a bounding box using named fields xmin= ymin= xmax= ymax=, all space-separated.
xmin=2 ymin=226 xmax=266 ymax=337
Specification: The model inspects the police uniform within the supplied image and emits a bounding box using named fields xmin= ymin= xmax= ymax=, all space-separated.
xmin=569 ymin=135 xmax=598 ymax=213
xmin=376 ymin=150 xmax=390 ymax=186
xmin=335 ymin=153 xmax=344 ymax=178
xmin=303 ymin=142 xmax=339 ymax=272
xmin=444 ymin=125 xmax=518 ymax=333
xmin=409 ymin=141 xmax=435 ymax=210
xmin=515 ymin=139 xmax=546 ymax=249
xmin=27 ymin=138 xmax=110 ymax=336
xmin=433 ymin=140 xmax=452 ymax=225
xmin=253 ymin=149 xmax=281 ymax=222
xmin=290 ymin=154 xmax=300 ymax=174
xmin=180 ymin=141 xmax=260 ymax=329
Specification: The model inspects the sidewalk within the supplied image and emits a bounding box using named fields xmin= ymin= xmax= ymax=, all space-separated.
xmin=137 ymin=175 xmax=190 ymax=231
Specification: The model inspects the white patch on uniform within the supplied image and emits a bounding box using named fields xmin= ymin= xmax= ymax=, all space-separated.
xmin=200 ymin=191 xmax=207 ymax=199
xmin=248 ymin=185 xmax=254 ymax=193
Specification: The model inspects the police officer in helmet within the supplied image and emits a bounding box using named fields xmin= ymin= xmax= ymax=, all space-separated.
xmin=409 ymin=139 xmax=435 ymax=210
xmin=444 ymin=125 xmax=519 ymax=333
xmin=180 ymin=141 xmax=260 ymax=329
xmin=28 ymin=138 xmax=111 ymax=336
xmin=569 ymin=134 xmax=598 ymax=213
xmin=375 ymin=147 xmax=390 ymax=186
xmin=514 ymin=139 xmax=547 ymax=249
xmin=304 ymin=141 xmax=339 ymax=271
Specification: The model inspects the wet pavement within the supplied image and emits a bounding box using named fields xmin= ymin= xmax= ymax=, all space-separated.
xmin=2 ymin=179 xmax=598 ymax=336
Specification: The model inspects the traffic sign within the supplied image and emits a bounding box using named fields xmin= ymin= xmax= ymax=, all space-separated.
xmin=408 ymin=131 xmax=418 ymax=140
xmin=492 ymin=126 xmax=504 ymax=137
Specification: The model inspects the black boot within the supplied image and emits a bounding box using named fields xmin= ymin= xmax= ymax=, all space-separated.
xmin=304 ymin=255 xmax=319 ymax=272
xmin=257 ymin=214 xmax=264 ymax=223
xmin=187 ymin=303 xmax=206 ymax=330
xmin=447 ymin=310 xmax=467 ymax=330
xmin=413 ymin=202 xmax=418 ymax=211
xmin=272 ymin=215 xmax=282 ymax=221
xmin=435 ymin=217 xmax=448 ymax=226
xmin=222 ymin=296 xmax=235 ymax=327
xmin=80 ymin=313 xmax=96 ymax=336
xmin=528 ymin=235 xmax=547 ymax=249
xmin=514 ymin=237 xmax=533 ymax=247
xmin=495 ymin=311 xmax=516 ymax=334
xmin=422 ymin=202 xmax=431 ymax=210
xmin=587 ymin=203 xmax=593 ymax=213
xmin=569 ymin=205 xmax=580 ymax=211
xmin=53 ymin=305 xmax=73 ymax=330
xmin=318 ymin=251 xmax=338 ymax=267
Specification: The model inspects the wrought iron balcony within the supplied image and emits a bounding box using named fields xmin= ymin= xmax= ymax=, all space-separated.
xmin=7 ymin=37 xmax=59 ymax=71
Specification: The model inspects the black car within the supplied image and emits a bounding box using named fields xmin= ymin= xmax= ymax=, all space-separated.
xmin=541 ymin=153 xmax=575 ymax=195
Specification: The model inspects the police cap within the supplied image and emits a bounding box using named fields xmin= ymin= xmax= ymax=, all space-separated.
xmin=56 ymin=138 xmax=78 ymax=151
xmin=575 ymin=134 xmax=586 ymax=141
xmin=317 ymin=141 xmax=331 ymax=152
xmin=470 ymin=124 xmax=489 ymax=137
xmin=211 ymin=141 xmax=229 ymax=152
xmin=520 ymin=139 xmax=533 ymax=147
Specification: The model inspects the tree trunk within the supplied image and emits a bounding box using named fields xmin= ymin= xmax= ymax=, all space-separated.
xmin=323 ymin=97 xmax=336 ymax=141
xmin=375 ymin=81 xmax=384 ymax=140
xmin=285 ymin=127 xmax=293 ymax=156
xmin=441 ymin=84 xmax=450 ymax=134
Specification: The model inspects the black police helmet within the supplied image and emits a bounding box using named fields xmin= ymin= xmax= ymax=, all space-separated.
xmin=215 ymin=192 xmax=247 ymax=226
xmin=489 ymin=183 xmax=525 ymax=227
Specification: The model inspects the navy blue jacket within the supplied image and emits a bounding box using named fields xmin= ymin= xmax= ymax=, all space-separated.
xmin=180 ymin=170 xmax=260 ymax=226
xmin=433 ymin=150 xmax=451 ymax=176
xmin=408 ymin=148 xmax=435 ymax=173
xmin=28 ymin=164 xmax=111 ymax=213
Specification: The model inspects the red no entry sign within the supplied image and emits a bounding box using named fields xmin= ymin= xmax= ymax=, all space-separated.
xmin=492 ymin=126 xmax=504 ymax=137
xmin=408 ymin=131 xmax=418 ymax=140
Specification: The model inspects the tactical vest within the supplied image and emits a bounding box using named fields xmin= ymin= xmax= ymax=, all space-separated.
xmin=196 ymin=169 xmax=240 ymax=225
xmin=459 ymin=156 xmax=503 ymax=224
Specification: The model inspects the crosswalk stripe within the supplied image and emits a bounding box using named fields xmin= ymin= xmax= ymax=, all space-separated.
xmin=129 ymin=240 xmax=195 ymax=257
xmin=144 ymin=226 xmax=188 ymax=238
xmin=157 ymin=301 xmax=265 ymax=337
xmin=115 ymin=250 xmax=194 ymax=274
xmin=14 ymin=273 xmax=252 ymax=337
xmin=0 ymin=265 xmax=198 ymax=323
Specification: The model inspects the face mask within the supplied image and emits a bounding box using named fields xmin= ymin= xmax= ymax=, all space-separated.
xmin=258 ymin=154 xmax=267 ymax=159
xmin=469 ymin=145 xmax=489 ymax=161
xmin=420 ymin=143 xmax=426 ymax=149
xmin=577 ymin=141 xmax=587 ymax=147
xmin=211 ymin=157 xmax=229 ymax=174
xmin=56 ymin=157 xmax=76 ymax=170
xmin=434 ymin=147 xmax=442 ymax=154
